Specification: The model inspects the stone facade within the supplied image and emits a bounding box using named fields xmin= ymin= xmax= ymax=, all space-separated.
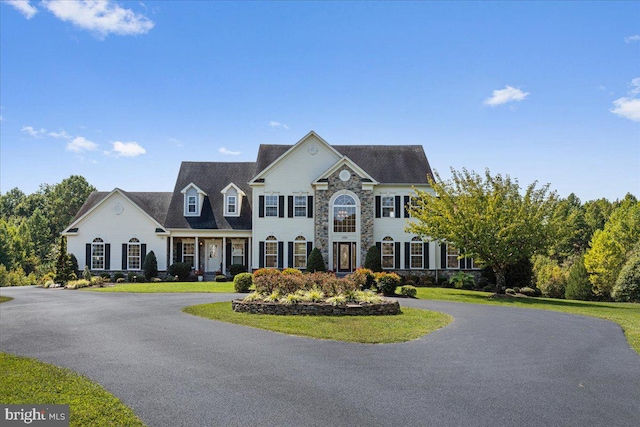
xmin=232 ymin=299 xmax=401 ymax=316
xmin=314 ymin=165 xmax=374 ymax=268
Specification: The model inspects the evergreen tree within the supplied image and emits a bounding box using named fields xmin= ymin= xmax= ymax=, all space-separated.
xmin=306 ymin=248 xmax=326 ymax=272
xmin=564 ymin=255 xmax=593 ymax=301
xmin=143 ymin=251 xmax=158 ymax=280
xmin=55 ymin=237 xmax=73 ymax=284
xmin=364 ymin=245 xmax=382 ymax=272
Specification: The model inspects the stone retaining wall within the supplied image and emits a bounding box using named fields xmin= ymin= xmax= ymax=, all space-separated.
xmin=232 ymin=299 xmax=401 ymax=316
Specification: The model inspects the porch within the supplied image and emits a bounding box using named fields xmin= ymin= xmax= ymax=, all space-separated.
xmin=169 ymin=235 xmax=251 ymax=277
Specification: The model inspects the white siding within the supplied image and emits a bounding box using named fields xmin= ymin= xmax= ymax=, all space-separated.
xmin=67 ymin=192 xmax=168 ymax=271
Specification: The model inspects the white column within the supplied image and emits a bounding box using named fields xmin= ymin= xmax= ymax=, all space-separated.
xmin=169 ymin=236 xmax=173 ymax=268
xmin=222 ymin=237 xmax=227 ymax=275
xmin=195 ymin=236 xmax=199 ymax=271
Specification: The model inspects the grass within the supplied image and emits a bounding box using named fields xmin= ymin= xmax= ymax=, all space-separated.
xmin=183 ymin=302 xmax=452 ymax=343
xmin=0 ymin=296 xmax=13 ymax=303
xmin=0 ymin=352 xmax=145 ymax=427
xmin=85 ymin=281 xmax=237 ymax=293
xmin=415 ymin=287 xmax=640 ymax=354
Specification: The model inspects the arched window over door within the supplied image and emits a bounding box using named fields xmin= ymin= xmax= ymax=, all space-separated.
xmin=333 ymin=194 xmax=356 ymax=233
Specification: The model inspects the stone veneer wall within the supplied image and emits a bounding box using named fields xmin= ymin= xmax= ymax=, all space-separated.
xmin=232 ymin=299 xmax=400 ymax=316
xmin=314 ymin=166 xmax=374 ymax=268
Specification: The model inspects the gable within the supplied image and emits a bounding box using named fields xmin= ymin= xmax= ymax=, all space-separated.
xmin=251 ymin=131 xmax=342 ymax=190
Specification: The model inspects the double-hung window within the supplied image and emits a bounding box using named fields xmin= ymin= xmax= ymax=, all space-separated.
xmin=382 ymin=196 xmax=395 ymax=218
xmin=294 ymin=196 xmax=307 ymax=217
xmin=187 ymin=196 xmax=197 ymax=214
xmin=382 ymin=236 xmax=394 ymax=269
xmin=227 ymin=196 xmax=236 ymax=214
xmin=265 ymin=195 xmax=278 ymax=217
xmin=92 ymin=238 xmax=105 ymax=270
xmin=293 ymin=236 xmax=307 ymax=268
xmin=265 ymin=236 xmax=278 ymax=268
xmin=183 ymin=242 xmax=195 ymax=268
xmin=232 ymin=242 xmax=244 ymax=265
xmin=410 ymin=237 xmax=423 ymax=269
xmin=447 ymin=245 xmax=460 ymax=269
xmin=128 ymin=238 xmax=141 ymax=270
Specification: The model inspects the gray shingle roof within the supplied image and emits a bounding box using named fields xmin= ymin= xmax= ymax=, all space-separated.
xmin=164 ymin=162 xmax=255 ymax=230
xmin=254 ymin=144 xmax=433 ymax=184
xmin=69 ymin=190 xmax=172 ymax=227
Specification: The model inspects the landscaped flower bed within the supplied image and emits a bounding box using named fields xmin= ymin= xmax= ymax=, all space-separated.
xmin=232 ymin=268 xmax=402 ymax=316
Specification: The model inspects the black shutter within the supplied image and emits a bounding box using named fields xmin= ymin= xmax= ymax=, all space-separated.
xmin=259 ymin=242 xmax=265 ymax=268
xmin=466 ymin=257 xmax=472 ymax=270
xmin=122 ymin=244 xmax=127 ymax=269
xmin=177 ymin=242 xmax=183 ymax=263
xmin=440 ymin=244 xmax=447 ymax=269
xmin=404 ymin=196 xmax=410 ymax=218
xmin=288 ymin=196 xmax=294 ymax=218
xmin=395 ymin=196 xmax=401 ymax=219
xmin=307 ymin=242 xmax=313 ymax=257
xmin=244 ymin=240 xmax=249 ymax=271
xmin=376 ymin=242 xmax=382 ymax=265
xmin=395 ymin=242 xmax=400 ymax=269
xmin=141 ymin=244 xmax=147 ymax=267
xmin=105 ymin=244 xmax=111 ymax=270
xmin=278 ymin=196 xmax=285 ymax=218
xmin=86 ymin=244 xmax=91 ymax=269
xmin=375 ymin=196 xmax=381 ymax=218
xmin=288 ymin=242 xmax=294 ymax=268
xmin=226 ymin=241 xmax=232 ymax=269
xmin=424 ymin=242 xmax=430 ymax=269
xmin=404 ymin=242 xmax=410 ymax=269
xmin=307 ymin=196 xmax=313 ymax=218
xmin=259 ymin=196 xmax=265 ymax=218
xmin=277 ymin=242 xmax=284 ymax=269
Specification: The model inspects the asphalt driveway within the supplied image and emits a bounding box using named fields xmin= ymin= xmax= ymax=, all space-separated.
xmin=1 ymin=286 xmax=639 ymax=427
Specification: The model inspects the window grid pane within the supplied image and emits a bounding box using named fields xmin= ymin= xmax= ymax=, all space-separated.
xmin=411 ymin=242 xmax=423 ymax=269
xmin=294 ymin=195 xmax=307 ymax=217
xmin=232 ymin=243 xmax=244 ymax=265
xmin=294 ymin=242 xmax=306 ymax=268
xmin=265 ymin=195 xmax=278 ymax=217
xmin=333 ymin=207 xmax=356 ymax=232
xmin=447 ymin=246 xmax=459 ymax=269
xmin=382 ymin=242 xmax=394 ymax=269
xmin=228 ymin=196 xmax=236 ymax=214
xmin=128 ymin=244 xmax=141 ymax=270
xmin=382 ymin=196 xmax=395 ymax=218
xmin=188 ymin=196 xmax=197 ymax=213
xmin=265 ymin=241 xmax=278 ymax=268
xmin=92 ymin=244 xmax=104 ymax=269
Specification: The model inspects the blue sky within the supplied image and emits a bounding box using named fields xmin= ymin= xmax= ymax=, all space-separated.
xmin=1 ymin=1 xmax=638 ymax=202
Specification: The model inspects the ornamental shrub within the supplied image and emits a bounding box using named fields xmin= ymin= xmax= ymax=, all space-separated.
xmin=168 ymin=262 xmax=191 ymax=281
xmin=69 ymin=253 xmax=79 ymax=277
xmin=143 ymin=251 xmax=158 ymax=280
xmin=233 ymin=272 xmax=253 ymax=292
xmin=612 ymin=252 xmax=640 ymax=302
xmin=215 ymin=275 xmax=227 ymax=282
xmin=229 ymin=264 xmax=247 ymax=277
xmin=376 ymin=272 xmax=401 ymax=296
xmin=82 ymin=265 xmax=92 ymax=282
xmin=399 ymin=285 xmax=417 ymax=298
xmin=348 ymin=268 xmax=376 ymax=290
xmin=519 ymin=287 xmax=539 ymax=297
xmin=282 ymin=268 xmax=303 ymax=276
xmin=448 ymin=271 xmax=475 ymax=289
xmin=127 ymin=272 xmax=138 ymax=283
xmin=113 ymin=272 xmax=125 ymax=281
xmin=364 ymin=246 xmax=382 ymax=272
xmin=306 ymin=248 xmax=326 ymax=272
xmin=100 ymin=272 xmax=111 ymax=280
xmin=253 ymin=268 xmax=282 ymax=294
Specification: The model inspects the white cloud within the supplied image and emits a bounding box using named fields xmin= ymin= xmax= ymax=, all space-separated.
xmin=5 ymin=0 xmax=38 ymax=19
xmin=42 ymin=0 xmax=154 ymax=37
xmin=67 ymin=136 xmax=98 ymax=152
xmin=610 ymin=78 xmax=640 ymax=122
xmin=269 ymin=121 xmax=290 ymax=130
xmin=21 ymin=126 xmax=46 ymax=137
xmin=48 ymin=129 xmax=72 ymax=139
xmin=219 ymin=147 xmax=241 ymax=155
xmin=484 ymin=85 xmax=530 ymax=106
xmin=112 ymin=141 xmax=146 ymax=157
xmin=624 ymin=35 xmax=640 ymax=43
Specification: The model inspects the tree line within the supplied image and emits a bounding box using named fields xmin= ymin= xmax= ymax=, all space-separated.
xmin=0 ymin=176 xmax=95 ymax=286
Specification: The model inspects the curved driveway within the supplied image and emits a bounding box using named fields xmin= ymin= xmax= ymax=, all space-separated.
xmin=1 ymin=286 xmax=639 ymax=427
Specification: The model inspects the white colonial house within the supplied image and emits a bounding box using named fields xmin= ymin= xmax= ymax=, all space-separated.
xmin=63 ymin=131 xmax=476 ymax=277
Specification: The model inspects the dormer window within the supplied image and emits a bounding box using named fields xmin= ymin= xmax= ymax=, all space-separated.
xmin=221 ymin=183 xmax=245 ymax=217
xmin=181 ymin=183 xmax=206 ymax=217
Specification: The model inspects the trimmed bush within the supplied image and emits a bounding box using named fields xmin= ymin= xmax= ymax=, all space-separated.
xmin=143 ymin=251 xmax=158 ymax=280
xmin=306 ymin=248 xmax=326 ymax=272
xmin=364 ymin=246 xmax=382 ymax=272
xmin=399 ymin=285 xmax=417 ymax=298
xmin=612 ymin=252 xmax=640 ymax=302
xmin=215 ymin=275 xmax=227 ymax=282
xmin=234 ymin=272 xmax=253 ymax=292
xmin=168 ymin=262 xmax=191 ymax=281
xmin=100 ymin=272 xmax=111 ymax=280
xmin=282 ymin=268 xmax=303 ymax=276
xmin=113 ymin=272 xmax=125 ymax=281
xmin=347 ymin=268 xmax=376 ymax=290
xmin=66 ymin=279 xmax=91 ymax=289
xmin=69 ymin=253 xmax=79 ymax=277
xmin=164 ymin=275 xmax=176 ymax=282
xmin=127 ymin=272 xmax=138 ymax=283
xmin=254 ymin=268 xmax=282 ymax=294
xmin=91 ymin=276 xmax=107 ymax=287
xmin=448 ymin=271 xmax=475 ymax=289
xmin=82 ymin=265 xmax=92 ymax=282
xmin=229 ymin=264 xmax=247 ymax=277
xmin=376 ymin=272 xmax=401 ymax=296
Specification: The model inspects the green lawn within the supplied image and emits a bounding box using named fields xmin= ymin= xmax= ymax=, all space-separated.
xmin=0 ymin=352 xmax=145 ymax=427
xmin=415 ymin=287 xmax=640 ymax=354
xmin=0 ymin=296 xmax=13 ymax=303
xmin=85 ymin=281 xmax=237 ymax=293
xmin=183 ymin=302 xmax=452 ymax=344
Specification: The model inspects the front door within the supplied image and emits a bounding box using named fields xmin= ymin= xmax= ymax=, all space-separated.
xmin=206 ymin=240 xmax=223 ymax=272
xmin=337 ymin=242 xmax=353 ymax=273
